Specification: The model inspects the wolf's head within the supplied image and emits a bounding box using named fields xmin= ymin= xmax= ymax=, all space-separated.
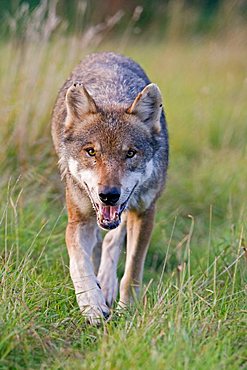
xmin=61 ymin=82 xmax=163 ymax=230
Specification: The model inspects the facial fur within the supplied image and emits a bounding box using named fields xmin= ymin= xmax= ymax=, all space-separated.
xmin=62 ymin=110 xmax=159 ymax=229
xmin=51 ymin=52 xmax=169 ymax=322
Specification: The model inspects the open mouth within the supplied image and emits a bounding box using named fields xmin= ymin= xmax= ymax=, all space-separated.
xmin=83 ymin=182 xmax=138 ymax=230
xmin=95 ymin=201 xmax=127 ymax=230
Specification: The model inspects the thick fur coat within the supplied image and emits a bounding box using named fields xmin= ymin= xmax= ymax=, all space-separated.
xmin=51 ymin=52 xmax=169 ymax=323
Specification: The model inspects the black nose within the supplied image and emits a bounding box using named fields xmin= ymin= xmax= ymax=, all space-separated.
xmin=98 ymin=186 xmax=121 ymax=205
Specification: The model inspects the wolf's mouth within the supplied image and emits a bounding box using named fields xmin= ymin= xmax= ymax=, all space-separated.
xmin=95 ymin=201 xmax=127 ymax=230
xmin=83 ymin=182 xmax=138 ymax=230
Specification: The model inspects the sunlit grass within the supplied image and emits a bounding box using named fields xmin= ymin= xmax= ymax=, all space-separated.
xmin=0 ymin=27 xmax=246 ymax=369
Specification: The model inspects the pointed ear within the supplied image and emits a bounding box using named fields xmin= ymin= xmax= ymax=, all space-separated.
xmin=65 ymin=83 xmax=97 ymax=129
xmin=127 ymin=83 xmax=163 ymax=133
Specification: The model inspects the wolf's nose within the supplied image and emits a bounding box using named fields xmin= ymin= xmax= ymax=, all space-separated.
xmin=98 ymin=186 xmax=121 ymax=205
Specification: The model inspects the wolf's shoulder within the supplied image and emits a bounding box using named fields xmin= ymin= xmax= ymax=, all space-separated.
xmin=68 ymin=52 xmax=150 ymax=107
xmin=78 ymin=52 xmax=149 ymax=82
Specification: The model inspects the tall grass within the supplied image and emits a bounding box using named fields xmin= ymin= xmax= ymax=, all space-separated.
xmin=0 ymin=1 xmax=247 ymax=369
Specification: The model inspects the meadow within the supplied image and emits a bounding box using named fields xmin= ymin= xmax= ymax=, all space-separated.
xmin=0 ymin=16 xmax=247 ymax=370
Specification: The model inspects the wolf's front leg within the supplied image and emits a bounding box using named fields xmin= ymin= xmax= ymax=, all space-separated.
xmin=119 ymin=205 xmax=155 ymax=307
xmin=66 ymin=195 xmax=109 ymax=324
xmin=66 ymin=221 xmax=109 ymax=323
xmin=97 ymin=215 xmax=127 ymax=307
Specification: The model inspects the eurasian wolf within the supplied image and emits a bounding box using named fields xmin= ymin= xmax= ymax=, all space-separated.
xmin=51 ymin=52 xmax=169 ymax=324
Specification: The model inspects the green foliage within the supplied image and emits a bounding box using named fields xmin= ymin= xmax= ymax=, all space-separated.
xmin=1 ymin=0 xmax=247 ymax=40
xmin=0 ymin=15 xmax=247 ymax=369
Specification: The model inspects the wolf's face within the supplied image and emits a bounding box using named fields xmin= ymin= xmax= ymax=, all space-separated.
xmin=61 ymin=83 xmax=163 ymax=230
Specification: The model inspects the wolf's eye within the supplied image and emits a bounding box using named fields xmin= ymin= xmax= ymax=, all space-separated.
xmin=85 ymin=148 xmax=96 ymax=157
xmin=126 ymin=149 xmax=137 ymax=158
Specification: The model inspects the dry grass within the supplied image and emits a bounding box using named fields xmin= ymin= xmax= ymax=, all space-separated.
xmin=0 ymin=2 xmax=247 ymax=368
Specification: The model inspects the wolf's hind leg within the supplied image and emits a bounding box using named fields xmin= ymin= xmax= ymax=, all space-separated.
xmin=98 ymin=214 xmax=127 ymax=307
xmin=119 ymin=205 xmax=155 ymax=307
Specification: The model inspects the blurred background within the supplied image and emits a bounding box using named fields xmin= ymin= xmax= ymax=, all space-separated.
xmin=0 ymin=0 xmax=247 ymax=285
xmin=0 ymin=1 xmax=246 ymax=368
xmin=0 ymin=0 xmax=246 ymax=271
xmin=1 ymin=0 xmax=247 ymax=40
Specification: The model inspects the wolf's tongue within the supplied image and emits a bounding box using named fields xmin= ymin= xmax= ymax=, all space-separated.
xmin=100 ymin=205 xmax=121 ymax=221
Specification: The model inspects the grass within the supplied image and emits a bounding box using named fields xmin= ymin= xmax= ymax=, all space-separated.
xmin=0 ymin=28 xmax=247 ymax=369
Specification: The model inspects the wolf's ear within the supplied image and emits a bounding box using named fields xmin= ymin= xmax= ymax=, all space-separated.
xmin=65 ymin=83 xmax=97 ymax=129
xmin=127 ymin=83 xmax=163 ymax=133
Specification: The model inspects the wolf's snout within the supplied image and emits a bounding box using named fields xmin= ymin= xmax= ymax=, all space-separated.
xmin=98 ymin=186 xmax=121 ymax=206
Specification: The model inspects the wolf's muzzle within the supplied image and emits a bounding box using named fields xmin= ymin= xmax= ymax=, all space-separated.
xmin=98 ymin=186 xmax=121 ymax=206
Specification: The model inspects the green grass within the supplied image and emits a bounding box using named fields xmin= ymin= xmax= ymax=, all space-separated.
xmin=0 ymin=32 xmax=247 ymax=369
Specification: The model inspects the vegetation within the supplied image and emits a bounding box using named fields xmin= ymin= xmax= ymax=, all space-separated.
xmin=0 ymin=2 xmax=246 ymax=369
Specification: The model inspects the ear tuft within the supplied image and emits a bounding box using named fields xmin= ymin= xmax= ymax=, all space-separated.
xmin=127 ymin=83 xmax=163 ymax=133
xmin=65 ymin=82 xmax=97 ymax=129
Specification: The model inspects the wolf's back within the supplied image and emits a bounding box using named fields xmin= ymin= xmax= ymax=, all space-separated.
xmin=63 ymin=52 xmax=150 ymax=109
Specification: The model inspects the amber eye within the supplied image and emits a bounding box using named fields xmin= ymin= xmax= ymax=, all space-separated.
xmin=126 ymin=149 xmax=137 ymax=158
xmin=85 ymin=148 xmax=96 ymax=157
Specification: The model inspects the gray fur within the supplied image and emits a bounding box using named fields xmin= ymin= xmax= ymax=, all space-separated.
xmin=52 ymin=52 xmax=169 ymax=212
xmin=51 ymin=52 xmax=169 ymax=322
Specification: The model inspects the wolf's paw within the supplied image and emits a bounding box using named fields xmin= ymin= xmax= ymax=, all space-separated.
xmin=80 ymin=304 xmax=110 ymax=325
xmin=76 ymin=284 xmax=110 ymax=325
xmin=116 ymin=299 xmax=130 ymax=311
xmin=98 ymin=271 xmax=118 ymax=308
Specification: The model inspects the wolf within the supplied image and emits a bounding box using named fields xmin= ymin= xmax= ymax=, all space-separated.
xmin=51 ymin=52 xmax=169 ymax=324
